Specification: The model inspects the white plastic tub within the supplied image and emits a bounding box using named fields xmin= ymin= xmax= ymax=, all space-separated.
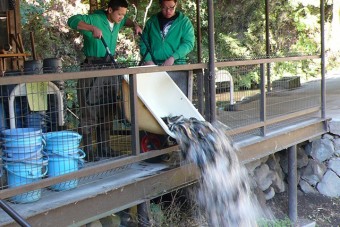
xmin=123 ymin=70 xmax=205 ymax=138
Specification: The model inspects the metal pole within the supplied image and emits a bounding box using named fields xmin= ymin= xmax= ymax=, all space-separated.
xmin=260 ymin=64 xmax=266 ymax=136
xmin=265 ymin=0 xmax=271 ymax=92
xmin=129 ymin=74 xmax=140 ymax=156
xmin=196 ymin=0 xmax=202 ymax=63
xmin=204 ymin=69 xmax=210 ymax=120
xmin=320 ymin=0 xmax=326 ymax=119
xmin=197 ymin=70 xmax=204 ymax=115
xmin=137 ymin=201 xmax=150 ymax=227
xmin=195 ymin=0 xmax=204 ymax=116
xmin=207 ymin=0 xmax=216 ymax=122
xmin=288 ymin=145 xmax=298 ymax=223
xmin=0 ymin=199 xmax=31 ymax=227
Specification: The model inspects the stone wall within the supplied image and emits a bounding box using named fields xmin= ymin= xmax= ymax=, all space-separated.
xmin=247 ymin=120 xmax=340 ymax=200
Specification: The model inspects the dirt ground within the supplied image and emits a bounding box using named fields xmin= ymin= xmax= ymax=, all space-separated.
xmin=266 ymin=191 xmax=340 ymax=227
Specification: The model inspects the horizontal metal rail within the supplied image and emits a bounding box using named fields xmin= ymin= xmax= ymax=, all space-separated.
xmin=227 ymin=107 xmax=321 ymax=136
xmin=0 ymin=55 xmax=320 ymax=85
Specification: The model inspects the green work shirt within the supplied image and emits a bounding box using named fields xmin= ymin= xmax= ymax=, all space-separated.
xmin=140 ymin=11 xmax=195 ymax=65
xmin=68 ymin=10 xmax=127 ymax=58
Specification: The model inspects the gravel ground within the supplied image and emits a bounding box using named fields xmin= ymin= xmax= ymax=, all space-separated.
xmin=266 ymin=191 xmax=340 ymax=227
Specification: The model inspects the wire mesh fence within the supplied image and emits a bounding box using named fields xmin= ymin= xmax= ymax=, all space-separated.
xmin=214 ymin=60 xmax=321 ymax=131
xmin=0 ymin=57 xmax=323 ymax=206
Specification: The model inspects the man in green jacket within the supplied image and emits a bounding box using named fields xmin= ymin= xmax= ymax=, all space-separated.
xmin=140 ymin=0 xmax=195 ymax=96
xmin=68 ymin=0 xmax=142 ymax=161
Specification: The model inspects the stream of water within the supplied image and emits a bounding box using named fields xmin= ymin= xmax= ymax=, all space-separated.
xmin=168 ymin=116 xmax=272 ymax=226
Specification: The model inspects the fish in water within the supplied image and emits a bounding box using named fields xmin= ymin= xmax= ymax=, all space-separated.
xmin=167 ymin=116 xmax=271 ymax=226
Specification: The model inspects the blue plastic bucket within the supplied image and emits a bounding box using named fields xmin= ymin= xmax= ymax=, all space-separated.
xmin=3 ymin=146 xmax=44 ymax=161
xmin=25 ymin=112 xmax=48 ymax=133
xmin=48 ymin=150 xmax=85 ymax=191
xmin=2 ymin=128 xmax=42 ymax=138
xmin=4 ymin=160 xmax=48 ymax=203
xmin=3 ymin=144 xmax=43 ymax=155
xmin=44 ymin=131 xmax=81 ymax=152
xmin=2 ymin=136 xmax=43 ymax=148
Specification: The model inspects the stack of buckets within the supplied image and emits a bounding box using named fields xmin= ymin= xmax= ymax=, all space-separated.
xmin=43 ymin=131 xmax=85 ymax=191
xmin=1 ymin=129 xmax=85 ymax=203
xmin=1 ymin=128 xmax=47 ymax=203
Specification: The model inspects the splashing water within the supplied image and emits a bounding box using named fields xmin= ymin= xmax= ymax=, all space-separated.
xmin=167 ymin=116 xmax=270 ymax=226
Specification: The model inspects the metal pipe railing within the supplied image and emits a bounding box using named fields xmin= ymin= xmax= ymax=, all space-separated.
xmin=0 ymin=199 xmax=31 ymax=227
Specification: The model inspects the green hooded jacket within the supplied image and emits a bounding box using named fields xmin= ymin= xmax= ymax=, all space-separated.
xmin=67 ymin=10 xmax=127 ymax=58
xmin=140 ymin=11 xmax=195 ymax=65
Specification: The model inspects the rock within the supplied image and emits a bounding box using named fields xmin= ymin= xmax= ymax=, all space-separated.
xmin=317 ymin=170 xmax=340 ymax=197
xmin=299 ymin=179 xmax=318 ymax=194
xmin=322 ymin=133 xmax=334 ymax=141
xmin=309 ymin=138 xmax=334 ymax=162
xmin=263 ymin=187 xmax=275 ymax=200
xmin=304 ymin=142 xmax=312 ymax=156
xmin=271 ymin=172 xmax=285 ymax=193
xmin=333 ymin=138 xmax=340 ymax=156
xmin=297 ymin=146 xmax=309 ymax=168
xmin=329 ymin=121 xmax=340 ymax=136
xmin=328 ymin=158 xmax=340 ymax=176
xmin=266 ymin=154 xmax=285 ymax=182
xmin=100 ymin=215 xmax=120 ymax=227
xmin=334 ymin=138 xmax=340 ymax=150
xmin=86 ymin=220 xmax=102 ymax=227
xmin=334 ymin=149 xmax=340 ymax=157
xmin=301 ymin=159 xmax=327 ymax=186
xmin=279 ymin=147 xmax=308 ymax=174
xmin=253 ymin=186 xmax=267 ymax=207
xmin=245 ymin=159 xmax=263 ymax=175
xmin=279 ymin=151 xmax=289 ymax=174
xmin=254 ymin=164 xmax=273 ymax=191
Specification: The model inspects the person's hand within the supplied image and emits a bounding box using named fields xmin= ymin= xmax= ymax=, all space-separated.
xmin=134 ymin=24 xmax=143 ymax=36
xmin=91 ymin=26 xmax=102 ymax=39
xmin=143 ymin=61 xmax=155 ymax=66
xmin=162 ymin=57 xmax=175 ymax=66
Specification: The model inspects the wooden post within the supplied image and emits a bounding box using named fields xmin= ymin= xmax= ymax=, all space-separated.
xmin=30 ymin=32 xmax=36 ymax=60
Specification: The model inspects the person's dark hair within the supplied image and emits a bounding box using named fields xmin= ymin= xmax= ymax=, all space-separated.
xmin=108 ymin=0 xmax=129 ymax=11
xmin=159 ymin=0 xmax=177 ymax=4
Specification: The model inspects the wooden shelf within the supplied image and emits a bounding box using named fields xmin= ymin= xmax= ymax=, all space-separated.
xmin=0 ymin=53 xmax=31 ymax=58
xmin=0 ymin=53 xmax=31 ymax=71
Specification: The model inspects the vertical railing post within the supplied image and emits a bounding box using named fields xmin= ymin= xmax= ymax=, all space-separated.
xmin=265 ymin=0 xmax=271 ymax=91
xmin=137 ymin=201 xmax=151 ymax=227
xmin=129 ymin=73 xmax=140 ymax=156
xmin=204 ymin=69 xmax=210 ymax=120
xmin=196 ymin=69 xmax=204 ymax=115
xmin=260 ymin=64 xmax=266 ymax=136
xmin=207 ymin=0 xmax=216 ymax=122
xmin=320 ymin=0 xmax=326 ymax=119
xmin=288 ymin=145 xmax=298 ymax=223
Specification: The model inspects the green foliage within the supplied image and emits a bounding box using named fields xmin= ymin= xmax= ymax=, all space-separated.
xmin=20 ymin=0 xmax=88 ymax=64
xmin=257 ymin=217 xmax=292 ymax=227
xmin=18 ymin=0 xmax=339 ymax=89
xmin=63 ymin=79 xmax=79 ymax=129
